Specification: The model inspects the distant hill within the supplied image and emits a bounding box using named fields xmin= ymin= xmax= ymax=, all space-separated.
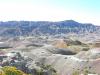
xmin=0 ymin=20 xmax=100 ymax=36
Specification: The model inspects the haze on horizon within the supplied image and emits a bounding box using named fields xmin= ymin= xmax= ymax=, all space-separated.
xmin=0 ymin=0 xmax=100 ymax=25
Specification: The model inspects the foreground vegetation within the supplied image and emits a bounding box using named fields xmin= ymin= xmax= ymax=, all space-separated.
xmin=0 ymin=65 xmax=57 ymax=75
xmin=0 ymin=66 xmax=30 ymax=75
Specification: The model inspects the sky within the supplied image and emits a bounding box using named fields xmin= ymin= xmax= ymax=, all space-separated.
xmin=0 ymin=0 xmax=100 ymax=25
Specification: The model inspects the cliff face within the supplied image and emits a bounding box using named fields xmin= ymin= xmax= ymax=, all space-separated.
xmin=0 ymin=20 xmax=99 ymax=36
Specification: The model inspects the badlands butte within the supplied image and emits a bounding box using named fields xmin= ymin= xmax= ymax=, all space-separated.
xmin=0 ymin=20 xmax=99 ymax=75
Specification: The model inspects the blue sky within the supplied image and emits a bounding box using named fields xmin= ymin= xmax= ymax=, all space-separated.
xmin=0 ymin=0 xmax=100 ymax=25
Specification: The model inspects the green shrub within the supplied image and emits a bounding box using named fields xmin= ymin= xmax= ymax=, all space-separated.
xmin=2 ymin=66 xmax=29 ymax=75
xmin=72 ymin=71 xmax=79 ymax=75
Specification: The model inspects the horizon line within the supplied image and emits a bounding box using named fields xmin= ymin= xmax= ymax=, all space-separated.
xmin=0 ymin=19 xmax=99 ymax=26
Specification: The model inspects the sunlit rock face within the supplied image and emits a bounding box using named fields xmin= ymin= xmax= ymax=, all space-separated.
xmin=0 ymin=20 xmax=100 ymax=36
xmin=94 ymin=42 xmax=100 ymax=48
